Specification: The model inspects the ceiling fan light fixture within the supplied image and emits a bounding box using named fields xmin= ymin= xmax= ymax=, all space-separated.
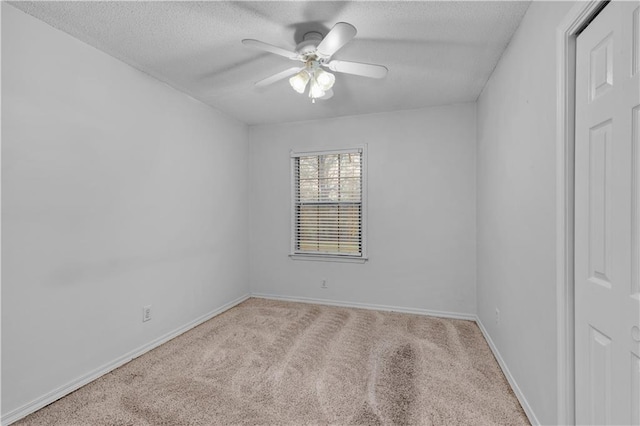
xmin=308 ymin=79 xmax=326 ymax=100
xmin=315 ymin=68 xmax=335 ymax=91
xmin=289 ymin=70 xmax=310 ymax=94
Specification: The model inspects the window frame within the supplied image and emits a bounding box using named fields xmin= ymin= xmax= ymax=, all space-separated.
xmin=289 ymin=145 xmax=368 ymax=263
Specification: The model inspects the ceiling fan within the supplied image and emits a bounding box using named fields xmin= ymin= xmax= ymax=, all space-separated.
xmin=242 ymin=22 xmax=388 ymax=102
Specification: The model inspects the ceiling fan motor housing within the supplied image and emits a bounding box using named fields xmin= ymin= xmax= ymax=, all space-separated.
xmin=296 ymin=31 xmax=324 ymax=58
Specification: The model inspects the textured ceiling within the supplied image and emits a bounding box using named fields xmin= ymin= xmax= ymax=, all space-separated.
xmin=10 ymin=1 xmax=531 ymax=125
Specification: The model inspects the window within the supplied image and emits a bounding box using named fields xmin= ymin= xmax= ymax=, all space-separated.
xmin=291 ymin=147 xmax=366 ymax=261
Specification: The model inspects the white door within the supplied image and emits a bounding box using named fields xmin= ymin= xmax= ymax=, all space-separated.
xmin=575 ymin=1 xmax=640 ymax=424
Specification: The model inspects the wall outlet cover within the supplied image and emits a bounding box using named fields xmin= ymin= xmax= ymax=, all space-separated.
xmin=143 ymin=305 xmax=152 ymax=322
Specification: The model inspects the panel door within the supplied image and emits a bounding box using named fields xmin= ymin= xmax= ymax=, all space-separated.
xmin=575 ymin=1 xmax=640 ymax=425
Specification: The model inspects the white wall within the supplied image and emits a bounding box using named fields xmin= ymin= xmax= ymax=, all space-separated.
xmin=249 ymin=104 xmax=476 ymax=316
xmin=2 ymin=4 xmax=249 ymax=417
xmin=476 ymin=2 xmax=574 ymax=425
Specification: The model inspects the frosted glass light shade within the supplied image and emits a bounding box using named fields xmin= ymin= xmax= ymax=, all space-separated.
xmin=308 ymin=79 xmax=326 ymax=99
xmin=315 ymin=69 xmax=335 ymax=91
xmin=289 ymin=70 xmax=310 ymax=94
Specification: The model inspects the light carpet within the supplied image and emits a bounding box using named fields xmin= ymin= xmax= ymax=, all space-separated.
xmin=16 ymin=298 xmax=529 ymax=425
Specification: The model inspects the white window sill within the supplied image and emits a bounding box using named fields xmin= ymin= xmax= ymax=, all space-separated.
xmin=289 ymin=254 xmax=368 ymax=264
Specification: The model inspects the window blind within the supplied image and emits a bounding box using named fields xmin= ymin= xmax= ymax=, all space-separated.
xmin=293 ymin=149 xmax=363 ymax=257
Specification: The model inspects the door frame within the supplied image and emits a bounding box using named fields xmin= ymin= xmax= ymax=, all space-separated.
xmin=555 ymin=1 xmax=608 ymax=424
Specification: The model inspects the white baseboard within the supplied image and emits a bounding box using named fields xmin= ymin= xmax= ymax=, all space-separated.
xmin=475 ymin=317 xmax=539 ymax=426
xmin=2 ymin=293 xmax=250 ymax=426
xmin=251 ymin=292 xmax=477 ymax=321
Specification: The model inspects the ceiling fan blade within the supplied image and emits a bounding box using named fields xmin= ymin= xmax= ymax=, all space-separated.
xmin=255 ymin=67 xmax=304 ymax=87
xmin=242 ymin=39 xmax=299 ymax=60
xmin=326 ymin=60 xmax=388 ymax=79
xmin=316 ymin=22 xmax=357 ymax=58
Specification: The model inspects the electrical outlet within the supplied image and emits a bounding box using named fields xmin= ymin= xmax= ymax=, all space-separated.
xmin=321 ymin=279 xmax=328 ymax=289
xmin=495 ymin=308 xmax=500 ymax=325
xmin=143 ymin=305 xmax=152 ymax=322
